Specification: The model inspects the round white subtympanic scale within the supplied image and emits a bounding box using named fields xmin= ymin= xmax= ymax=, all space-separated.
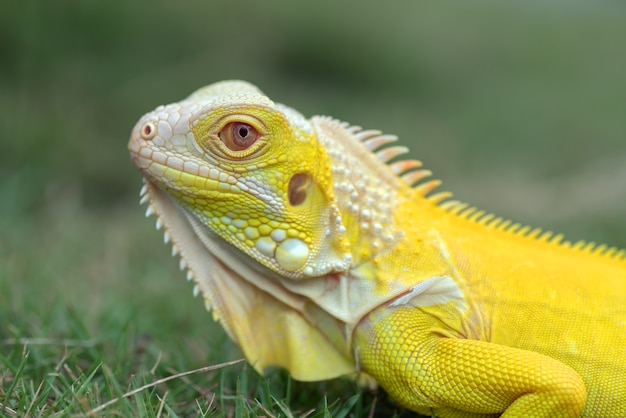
xmin=274 ymin=238 xmax=310 ymax=272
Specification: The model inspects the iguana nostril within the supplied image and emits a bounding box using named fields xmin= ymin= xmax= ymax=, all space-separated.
xmin=140 ymin=121 xmax=157 ymax=140
xmin=288 ymin=173 xmax=311 ymax=206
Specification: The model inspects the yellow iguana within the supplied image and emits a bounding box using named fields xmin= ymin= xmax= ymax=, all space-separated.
xmin=128 ymin=80 xmax=626 ymax=417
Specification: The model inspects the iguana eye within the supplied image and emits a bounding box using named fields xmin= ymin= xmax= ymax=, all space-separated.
xmin=219 ymin=122 xmax=259 ymax=151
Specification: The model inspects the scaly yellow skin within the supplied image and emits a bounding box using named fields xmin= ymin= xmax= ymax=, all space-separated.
xmin=128 ymin=80 xmax=626 ymax=417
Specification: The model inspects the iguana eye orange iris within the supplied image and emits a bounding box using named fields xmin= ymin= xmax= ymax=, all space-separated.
xmin=219 ymin=122 xmax=259 ymax=151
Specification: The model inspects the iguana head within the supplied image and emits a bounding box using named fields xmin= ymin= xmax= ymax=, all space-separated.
xmin=129 ymin=80 xmax=352 ymax=280
xmin=127 ymin=81 xmax=428 ymax=380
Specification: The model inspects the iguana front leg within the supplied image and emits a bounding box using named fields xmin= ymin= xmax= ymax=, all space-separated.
xmin=354 ymin=306 xmax=587 ymax=417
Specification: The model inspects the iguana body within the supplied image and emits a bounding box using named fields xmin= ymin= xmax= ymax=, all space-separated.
xmin=128 ymin=80 xmax=626 ymax=417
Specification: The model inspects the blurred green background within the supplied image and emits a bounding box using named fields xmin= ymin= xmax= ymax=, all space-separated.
xmin=1 ymin=0 xmax=625 ymax=414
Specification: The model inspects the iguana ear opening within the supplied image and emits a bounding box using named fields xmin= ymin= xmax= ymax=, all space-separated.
xmin=278 ymin=170 xmax=353 ymax=279
xmin=287 ymin=173 xmax=311 ymax=207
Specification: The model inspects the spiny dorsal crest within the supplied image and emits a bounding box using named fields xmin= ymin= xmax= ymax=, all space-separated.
xmin=334 ymin=120 xmax=451 ymax=204
xmin=344 ymin=121 xmax=625 ymax=264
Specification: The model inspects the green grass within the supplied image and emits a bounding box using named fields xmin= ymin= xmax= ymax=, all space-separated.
xmin=0 ymin=340 xmax=367 ymax=417
xmin=0 ymin=339 xmax=370 ymax=417
xmin=2 ymin=0 xmax=625 ymax=416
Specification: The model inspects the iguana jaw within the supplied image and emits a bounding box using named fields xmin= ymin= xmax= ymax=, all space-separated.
xmin=140 ymin=179 xmax=358 ymax=380
xmin=139 ymin=179 xmax=303 ymax=315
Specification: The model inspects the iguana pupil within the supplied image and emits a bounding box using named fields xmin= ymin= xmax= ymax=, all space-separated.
xmin=219 ymin=122 xmax=257 ymax=151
